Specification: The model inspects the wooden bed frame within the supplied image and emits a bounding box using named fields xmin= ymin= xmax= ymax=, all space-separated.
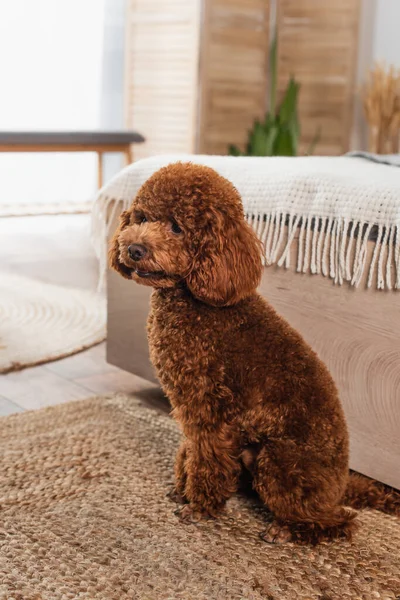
xmin=107 ymin=227 xmax=400 ymax=490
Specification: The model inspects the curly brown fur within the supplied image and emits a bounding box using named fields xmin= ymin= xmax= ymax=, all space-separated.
xmin=109 ymin=162 xmax=398 ymax=545
xmin=345 ymin=472 xmax=400 ymax=516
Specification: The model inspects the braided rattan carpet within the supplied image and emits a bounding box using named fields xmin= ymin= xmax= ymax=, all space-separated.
xmin=1 ymin=394 xmax=399 ymax=600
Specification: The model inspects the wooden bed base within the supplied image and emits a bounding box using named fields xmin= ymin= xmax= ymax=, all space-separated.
xmin=107 ymin=234 xmax=400 ymax=489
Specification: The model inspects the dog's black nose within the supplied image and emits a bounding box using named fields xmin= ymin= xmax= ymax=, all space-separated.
xmin=128 ymin=244 xmax=147 ymax=261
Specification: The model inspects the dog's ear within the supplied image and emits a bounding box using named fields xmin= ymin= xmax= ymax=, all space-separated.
xmin=108 ymin=210 xmax=132 ymax=279
xmin=186 ymin=219 xmax=262 ymax=306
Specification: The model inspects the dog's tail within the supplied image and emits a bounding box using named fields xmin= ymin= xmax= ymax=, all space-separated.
xmin=344 ymin=472 xmax=400 ymax=516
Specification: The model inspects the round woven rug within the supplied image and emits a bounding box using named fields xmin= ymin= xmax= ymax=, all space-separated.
xmin=0 ymin=272 xmax=106 ymax=374
xmin=0 ymin=393 xmax=399 ymax=600
xmin=0 ymin=200 xmax=92 ymax=217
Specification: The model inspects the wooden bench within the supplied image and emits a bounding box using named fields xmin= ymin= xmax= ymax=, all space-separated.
xmin=0 ymin=130 xmax=145 ymax=189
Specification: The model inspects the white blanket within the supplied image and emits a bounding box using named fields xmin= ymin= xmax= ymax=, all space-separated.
xmin=92 ymin=154 xmax=400 ymax=290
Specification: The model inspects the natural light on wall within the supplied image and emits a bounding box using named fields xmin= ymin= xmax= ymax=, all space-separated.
xmin=0 ymin=0 xmax=105 ymax=207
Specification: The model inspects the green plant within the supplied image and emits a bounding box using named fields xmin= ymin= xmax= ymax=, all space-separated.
xmin=228 ymin=33 xmax=319 ymax=157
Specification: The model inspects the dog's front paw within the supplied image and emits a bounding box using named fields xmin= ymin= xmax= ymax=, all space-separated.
xmin=166 ymin=487 xmax=187 ymax=505
xmin=260 ymin=521 xmax=292 ymax=544
xmin=174 ymin=504 xmax=212 ymax=524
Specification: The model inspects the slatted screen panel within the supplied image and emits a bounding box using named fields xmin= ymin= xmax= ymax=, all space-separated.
xmin=124 ymin=0 xmax=201 ymax=159
xmin=276 ymin=0 xmax=360 ymax=155
xmin=198 ymin=0 xmax=270 ymax=155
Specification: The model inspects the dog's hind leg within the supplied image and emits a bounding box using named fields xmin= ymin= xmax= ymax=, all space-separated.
xmin=252 ymin=441 xmax=357 ymax=545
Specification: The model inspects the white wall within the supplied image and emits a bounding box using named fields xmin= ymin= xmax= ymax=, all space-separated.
xmin=0 ymin=0 xmax=105 ymax=206
xmin=373 ymin=0 xmax=400 ymax=67
xmin=352 ymin=0 xmax=400 ymax=150
xmin=100 ymin=0 xmax=126 ymax=183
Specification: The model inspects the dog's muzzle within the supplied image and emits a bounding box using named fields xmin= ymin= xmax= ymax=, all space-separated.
xmin=128 ymin=244 xmax=147 ymax=261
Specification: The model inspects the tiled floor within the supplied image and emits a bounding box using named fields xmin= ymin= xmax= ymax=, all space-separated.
xmin=0 ymin=214 xmax=168 ymax=416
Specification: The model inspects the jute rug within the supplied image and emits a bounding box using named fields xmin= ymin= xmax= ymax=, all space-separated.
xmin=0 ymin=394 xmax=399 ymax=600
xmin=0 ymin=273 xmax=106 ymax=374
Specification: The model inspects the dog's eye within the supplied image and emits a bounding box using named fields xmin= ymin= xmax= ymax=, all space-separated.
xmin=133 ymin=210 xmax=147 ymax=224
xmin=171 ymin=221 xmax=183 ymax=234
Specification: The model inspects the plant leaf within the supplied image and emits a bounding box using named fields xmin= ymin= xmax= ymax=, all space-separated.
xmin=228 ymin=144 xmax=242 ymax=156
xmin=269 ymin=30 xmax=278 ymax=116
xmin=264 ymin=123 xmax=279 ymax=155
xmin=305 ymin=126 xmax=321 ymax=155
xmin=286 ymin=110 xmax=300 ymax=155
xmin=250 ymin=121 xmax=268 ymax=156
xmin=278 ymin=78 xmax=300 ymax=125
xmin=264 ymin=111 xmax=272 ymax=128
xmin=274 ymin=128 xmax=296 ymax=156
xmin=277 ymin=77 xmax=300 ymax=155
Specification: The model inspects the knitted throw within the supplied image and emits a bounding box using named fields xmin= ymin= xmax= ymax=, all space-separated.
xmin=91 ymin=155 xmax=400 ymax=290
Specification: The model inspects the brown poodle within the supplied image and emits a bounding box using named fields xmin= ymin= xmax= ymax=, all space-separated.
xmin=109 ymin=162 xmax=399 ymax=544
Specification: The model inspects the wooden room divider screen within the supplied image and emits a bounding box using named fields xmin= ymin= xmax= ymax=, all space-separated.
xmin=124 ymin=0 xmax=360 ymax=159
xmin=276 ymin=0 xmax=360 ymax=156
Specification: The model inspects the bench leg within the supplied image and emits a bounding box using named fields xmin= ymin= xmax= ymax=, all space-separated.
xmin=123 ymin=145 xmax=132 ymax=167
xmin=97 ymin=152 xmax=104 ymax=189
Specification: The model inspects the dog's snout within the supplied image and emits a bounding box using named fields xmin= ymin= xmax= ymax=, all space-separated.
xmin=128 ymin=244 xmax=147 ymax=261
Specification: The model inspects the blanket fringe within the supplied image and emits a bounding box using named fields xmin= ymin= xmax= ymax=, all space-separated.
xmin=247 ymin=213 xmax=400 ymax=291
xmin=92 ymin=193 xmax=399 ymax=292
xmin=91 ymin=194 xmax=126 ymax=291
